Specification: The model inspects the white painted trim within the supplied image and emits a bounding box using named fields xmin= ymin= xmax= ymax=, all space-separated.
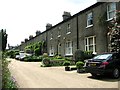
xmin=86 ymin=24 xmax=93 ymax=28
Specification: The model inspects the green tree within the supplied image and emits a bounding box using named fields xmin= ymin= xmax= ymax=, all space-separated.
xmin=0 ymin=29 xmax=8 ymax=51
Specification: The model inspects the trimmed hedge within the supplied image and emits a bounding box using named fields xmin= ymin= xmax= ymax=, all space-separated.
xmin=24 ymin=55 xmax=43 ymax=62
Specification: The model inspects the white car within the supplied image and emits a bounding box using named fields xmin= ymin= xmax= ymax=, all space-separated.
xmin=15 ymin=55 xmax=20 ymax=60
xmin=15 ymin=51 xmax=32 ymax=60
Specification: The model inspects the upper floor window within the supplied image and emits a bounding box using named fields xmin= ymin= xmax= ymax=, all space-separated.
xmin=107 ymin=2 xmax=116 ymax=20
xmin=50 ymin=32 xmax=53 ymax=40
xmin=87 ymin=12 xmax=93 ymax=27
xmin=58 ymin=27 xmax=61 ymax=37
xmin=66 ymin=24 xmax=71 ymax=34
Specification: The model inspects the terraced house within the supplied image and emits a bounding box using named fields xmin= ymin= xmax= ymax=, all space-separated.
xmin=16 ymin=2 xmax=120 ymax=57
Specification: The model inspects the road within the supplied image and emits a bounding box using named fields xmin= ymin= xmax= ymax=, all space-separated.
xmin=8 ymin=58 xmax=119 ymax=88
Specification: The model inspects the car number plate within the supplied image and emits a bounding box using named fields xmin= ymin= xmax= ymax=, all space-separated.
xmin=90 ymin=63 xmax=96 ymax=66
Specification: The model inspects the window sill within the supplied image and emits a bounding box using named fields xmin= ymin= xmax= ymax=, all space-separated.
xmin=50 ymin=38 xmax=53 ymax=40
xmin=49 ymin=55 xmax=54 ymax=56
xmin=58 ymin=35 xmax=61 ymax=38
xmin=65 ymin=54 xmax=73 ymax=56
xmin=66 ymin=32 xmax=71 ymax=35
xmin=106 ymin=18 xmax=114 ymax=21
xmin=86 ymin=24 xmax=93 ymax=28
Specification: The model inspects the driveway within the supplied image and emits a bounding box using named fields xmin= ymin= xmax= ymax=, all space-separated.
xmin=8 ymin=58 xmax=119 ymax=88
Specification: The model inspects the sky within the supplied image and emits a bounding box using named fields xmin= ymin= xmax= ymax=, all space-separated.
xmin=0 ymin=0 xmax=97 ymax=47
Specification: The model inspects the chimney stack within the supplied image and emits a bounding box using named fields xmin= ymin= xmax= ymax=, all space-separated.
xmin=46 ymin=23 xmax=52 ymax=30
xmin=62 ymin=11 xmax=71 ymax=20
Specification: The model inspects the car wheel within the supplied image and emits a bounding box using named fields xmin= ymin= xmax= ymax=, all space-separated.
xmin=112 ymin=68 xmax=120 ymax=79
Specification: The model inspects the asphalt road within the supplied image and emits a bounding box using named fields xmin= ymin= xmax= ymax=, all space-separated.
xmin=8 ymin=58 xmax=119 ymax=88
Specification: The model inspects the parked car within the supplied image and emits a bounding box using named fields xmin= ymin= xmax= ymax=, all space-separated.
xmin=15 ymin=55 xmax=20 ymax=60
xmin=15 ymin=51 xmax=32 ymax=60
xmin=84 ymin=52 xmax=120 ymax=78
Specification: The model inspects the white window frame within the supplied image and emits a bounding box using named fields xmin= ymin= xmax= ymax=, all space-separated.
xmin=66 ymin=24 xmax=71 ymax=34
xmin=85 ymin=36 xmax=96 ymax=53
xmin=65 ymin=41 xmax=73 ymax=55
xmin=49 ymin=45 xmax=54 ymax=56
xmin=107 ymin=2 xmax=116 ymax=21
xmin=58 ymin=29 xmax=61 ymax=38
xmin=50 ymin=32 xmax=53 ymax=40
xmin=87 ymin=12 xmax=93 ymax=27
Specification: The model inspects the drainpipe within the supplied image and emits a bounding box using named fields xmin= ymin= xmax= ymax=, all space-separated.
xmin=76 ymin=15 xmax=79 ymax=49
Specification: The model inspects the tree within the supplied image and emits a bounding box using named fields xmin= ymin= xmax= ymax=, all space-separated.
xmin=108 ymin=11 xmax=120 ymax=52
xmin=0 ymin=29 xmax=8 ymax=51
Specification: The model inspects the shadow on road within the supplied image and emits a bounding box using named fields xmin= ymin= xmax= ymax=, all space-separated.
xmin=87 ymin=75 xmax=120 ymax=82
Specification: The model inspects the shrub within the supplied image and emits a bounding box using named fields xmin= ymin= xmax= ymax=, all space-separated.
xmin=63 ymin=61 xmax=70 ymax=67
xmin=42 ymin=57 xmax=51 ymax=67
xmin=6 ymin=50 xmax=20 ymax=58
xmin=50 ymin=60 xmax=65 ymax=66
xmin=76 ymin=61 xmax=84 ymax=69
xmin=34 ymin=48 xmax=40 ymax=56
xmin=43 ymin=53 xmax=48 ymax=58
xmin=2 ymin=52 xmax=18 ymax=89
xmin=74 ymin=50 xmax=85 ymax=62
xmin=84 ymin=51 xmax=94 ymax=59
xmin=24 ymin=55 xmax=42 ymax=62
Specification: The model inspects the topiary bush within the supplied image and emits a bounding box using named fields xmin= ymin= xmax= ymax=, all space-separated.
xmin=43 ymin=53 xmax=48 ymax=58
xmin=74 ymin=50 xmax=85 ymax=62
xmin=84 ymin=51 xmax=94 ymax=59
xmin=42 ymin=57 xmax=51 ymax=67
xmin=76 ymin=61 xmax=84 ymax=69
xmin=63 ymin=61 xmax=70 ymax=67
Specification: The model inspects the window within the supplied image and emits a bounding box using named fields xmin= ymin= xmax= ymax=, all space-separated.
xmin=107 ymin=2 xmax=116 ymax=20
xmin=66 ymin=24 xmax=71 ymax=34
xmin=49 ymin=45 xmax=54 ymax=56
xmin=85 ymin=36 xmax=96 ymax=53
xmin=58 ymin=27 xmax=61 ymax=37
xmin=50 ymin=32 xmax=53 ymax=40
xmin=58 ymin=43 xmax=61 ymax=54
xmin=87 ymin=12 xmax=93 ymax=27
xmin=65 ymin=41 xmax=72 ymax=55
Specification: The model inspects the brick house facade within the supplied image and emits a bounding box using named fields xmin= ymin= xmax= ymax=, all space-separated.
xmin=16 ymin=2 xmax=120 ymax=57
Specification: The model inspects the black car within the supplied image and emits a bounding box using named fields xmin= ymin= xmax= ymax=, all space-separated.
xmin=84 ymin=52 xmax=120 ymax=78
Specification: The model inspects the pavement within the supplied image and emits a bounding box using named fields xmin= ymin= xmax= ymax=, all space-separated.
xmin=8 ymin=58 xmax=119 ymax=88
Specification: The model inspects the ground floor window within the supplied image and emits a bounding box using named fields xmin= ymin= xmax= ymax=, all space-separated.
xmin=85 ymin=36 xmax=96 ymax=53
xmin=49 ymin=45 xmax=54 ymax=56
xmin=65 ymin=41 xmax=73 ymax=55
xmin=57 ymin=43 xmax=61 ymax=55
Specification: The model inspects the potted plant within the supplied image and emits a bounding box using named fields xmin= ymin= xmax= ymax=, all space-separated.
xmin=63 ymin=61 xmax=71 ymax=71
xmin=76 ymin=61 xmax=85 ymax=73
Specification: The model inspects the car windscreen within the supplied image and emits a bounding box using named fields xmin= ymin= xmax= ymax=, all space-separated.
xmin=93 ymin=54 xmax=112 ymax=60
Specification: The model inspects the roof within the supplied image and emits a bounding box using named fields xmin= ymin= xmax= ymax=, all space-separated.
xmin=19 ymin=2 xmax=104 ymax=46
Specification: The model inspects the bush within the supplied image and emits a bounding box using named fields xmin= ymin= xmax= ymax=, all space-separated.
xmin=6 ymin=50 xmax=18 ymax=58
xmin=63 ymin=61 xmax=70 ymax=67
xmin=84 ymin=51 xmax=94 ymax=59
xmin=76 ymin=61 xmax=84 ymax=69
xmin=50 ymin=60 xmax=65 ymax=66
xmin=74 ymin=50 xmax=85 ymax=62
xmin=24 ymin=55 xmax=43 ymax=62
xmin=43 ymin=53 xmax=48 ymax=58
xmin=34 ymin=48 xmax=40 ymax=56
xmin=2 ymin=52 xmax=18 ymax=89
xmin=42 ymin=57 xmax=51 ymax=67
